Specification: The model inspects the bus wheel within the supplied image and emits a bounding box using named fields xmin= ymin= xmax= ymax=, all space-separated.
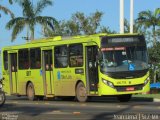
xmin=27 ymin=83 xmax=36 ymax=101
xmin=76 ymin=82 xmax=87 ymax=102
xmin=0 ymin=92 xmax=5 ymax=107
xmin=117 ymin=94 xmax=132 ymax=102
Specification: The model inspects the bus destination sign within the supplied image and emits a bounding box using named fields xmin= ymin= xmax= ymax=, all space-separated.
xmin=101 ymin=35 xmax=146 ymax=47
xmin=108 ymin=37 xmax=139 ymax=44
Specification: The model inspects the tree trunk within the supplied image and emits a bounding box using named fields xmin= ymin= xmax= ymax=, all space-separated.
xmin=31 ymin=28 xmax=34 ymax=41
xmin=26 ymin=24 xmax=29 ymax=42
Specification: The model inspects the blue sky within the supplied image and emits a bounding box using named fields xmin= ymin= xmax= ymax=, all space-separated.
xmin=0 ymin=0 xmax=159 ymax=49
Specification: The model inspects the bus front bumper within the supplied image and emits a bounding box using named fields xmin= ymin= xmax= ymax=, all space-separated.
xmin=99 ymin=81 xmax=150 ymax=96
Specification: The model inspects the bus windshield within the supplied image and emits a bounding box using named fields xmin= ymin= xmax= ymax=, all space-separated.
xmin=100 ymin=46 xmax=148 ymax=73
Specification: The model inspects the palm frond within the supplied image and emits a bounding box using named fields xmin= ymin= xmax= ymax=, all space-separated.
xmin=136 ymin=10 xmax=154 ymax=28
xmin=18 ymin=0 xmax=34 ymax=17
xmin=35 ymin=16 xmax=58 ymax=29
xmin=138 ymin=10 xmax=152 ymax=20
xmin=155 ymin=8 xmax=160 ymax=18
xmin=35 ymin=0 xmax=52 ymax=15
xmin=0 ymin=5 xmax=14 ymax=18
xmin=6 ymin=17 xmax=26 ymax=29
xmin=11 ymin=20 xmax=26 ymax=41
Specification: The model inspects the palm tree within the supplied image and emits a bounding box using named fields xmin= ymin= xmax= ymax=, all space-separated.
xmin=136 ymin=8 xmax=160 ymax=46
xmin=124 ymin=18 xmax=146 ymax=34
xmin=0 ymin=0 xmax=14 ymax=18
xmin=155 ymin=8 xmax=160 ymax=18
xmin=6 ymin=0 xmax=58 ymax=41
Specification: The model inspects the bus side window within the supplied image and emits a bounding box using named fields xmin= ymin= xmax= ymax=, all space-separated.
xmin=3 ymin=51 xmax=8 ymax=70
xmin=54 ymin=45 xmax=68 ymax=68
xmin=30 ymin=48 xmax=41 ymax=69
xmin=69 ymin=44 xmax=83 ymax=67
xmin=18 ymin=49 xmax=29 ymax=70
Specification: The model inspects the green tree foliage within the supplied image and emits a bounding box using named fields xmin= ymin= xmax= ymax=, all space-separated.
xmin=99 ymin=26 xmax=116 ymax=34
xmin=43 ymin=20 xmax=76 ymax=37
xmin=135 ymin=8 xmax=160 ymax=83
xmin=148 ymin=42 xmax=160 ymax=64
xmin=136 ymin=8 xmax=160 ymax=65
xmin=136 ymin=8 xmax=160 ymax=46
xmin=124 ymin=18 xmax=145 ymax=33
xmin=0 ymin=0 xmax=14 ymax=18
xmin=148 ymin=42 xmax=160 ymax=83
xmin=123 ymin=18 xmax=154 ymax=44
xmin=6 ymin=0 xmax=58 ymax=41
xmin=44 ymin=11 xmax=115 ymax=37
xmin=73 ymin=11 xmax=103 ymax=34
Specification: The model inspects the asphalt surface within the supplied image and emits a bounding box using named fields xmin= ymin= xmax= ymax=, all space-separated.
xmin=0 ymin=96 xmax=160 ymax=120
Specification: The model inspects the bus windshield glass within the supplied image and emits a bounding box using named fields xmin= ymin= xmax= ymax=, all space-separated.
xmin=100 ymin=36 xmax=148 ymax=73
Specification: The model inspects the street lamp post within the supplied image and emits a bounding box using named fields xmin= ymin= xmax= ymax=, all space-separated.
xmin=120 ymin=0 xmax=124 ymax=34
xmin=130 ymin=0 xmax=134 ymax=33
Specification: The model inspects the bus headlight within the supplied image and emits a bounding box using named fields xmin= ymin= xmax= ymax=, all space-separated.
xmin=144 ymin=77 xmax=150 ymax=85
xmin=102 ymin=79 xmax=114 ymax=88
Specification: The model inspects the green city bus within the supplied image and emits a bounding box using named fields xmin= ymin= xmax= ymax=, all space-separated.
xmin=1 ymin=33 xmax=150 ymax=102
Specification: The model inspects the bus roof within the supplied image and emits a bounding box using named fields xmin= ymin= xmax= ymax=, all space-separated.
xmin=2 ymin=33 xmax=141 ymax=50
xmin=31 ymin=33 xmax=140 ymax=43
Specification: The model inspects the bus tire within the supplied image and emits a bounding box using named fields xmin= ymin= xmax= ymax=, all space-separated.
xmin=27 ymin=83 xmax=36 ymax=101
xmin=117 ymin=94 xmax=132 ymax=102
xmin=76 ymin=82 xmax=88 ymax=102
xmin=0 ymin=91 xmax=5 ymax=107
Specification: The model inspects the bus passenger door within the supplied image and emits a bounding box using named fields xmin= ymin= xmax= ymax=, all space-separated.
xmin=42 ymin=50 xmax=53 ymax=95
xmin=9 ymin=53 xmax=18 ymax=94
xmin=86 ymin=46 xmax=98 ymax=93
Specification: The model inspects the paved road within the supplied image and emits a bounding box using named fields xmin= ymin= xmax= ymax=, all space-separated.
xmin=0 ymin=96 xmax=160 ymax=120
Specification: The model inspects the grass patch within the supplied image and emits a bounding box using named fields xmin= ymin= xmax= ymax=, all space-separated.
xmin=133 ymin=94 xmax=160 ymax=99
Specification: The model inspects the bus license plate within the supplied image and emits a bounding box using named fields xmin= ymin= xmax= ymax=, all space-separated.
xmin=126 ymin=87 xmax=134 ymax=91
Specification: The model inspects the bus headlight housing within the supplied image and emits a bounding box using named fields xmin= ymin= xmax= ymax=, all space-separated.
xmin=144 ymin=77 xmax=150 ymax=85
xmin=102 ymin=79 xmax=114 ymax=88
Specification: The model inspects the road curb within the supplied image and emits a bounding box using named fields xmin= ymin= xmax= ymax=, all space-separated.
xmin=153 ymin=98 xmax=160 ymax=102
